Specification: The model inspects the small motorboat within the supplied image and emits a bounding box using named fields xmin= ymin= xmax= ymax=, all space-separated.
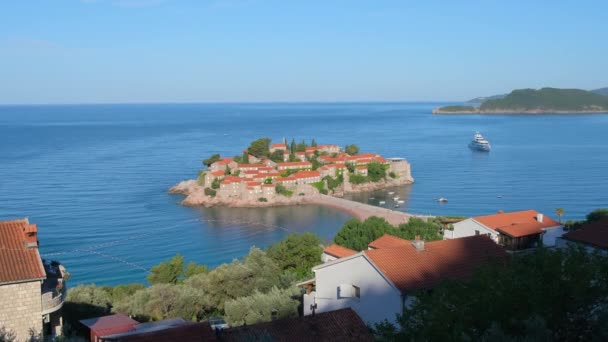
xmin=397 ymin=200 xmax=405 ymax=204
xmin=379 ymin=201 xmax=386 ymax=205
xmin=393 ymin=196 xmax=400 ymax=201
xmin=394 ymin=204 xmax=400 ymax=208
xmin=437 ymin=197 xmax=448 ymax=203
xmin=388 ymin=191 xmax=395 ymax=195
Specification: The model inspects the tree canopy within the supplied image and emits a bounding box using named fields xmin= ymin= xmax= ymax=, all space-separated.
xmin=586 ymin=208 xmax=608 ymax=222
xmin=266 ymin=232 xmax=323 ymax=280
xmin=147 ymin=254 xmax=207 ymax=285
xmin=202 ymin=154 xmax=220 ymax=167
xmin=333 ymin=217 xmax=442 ymax=251
xmin=345 ymin=144 xmax=359 ymax=155
xmin=383 ymin=247 xmax=608 ymax=341
xmin=367 ymin=160 xmax=388 ymax=182
xmin=247 ymin=138 xmax=271 ymax=158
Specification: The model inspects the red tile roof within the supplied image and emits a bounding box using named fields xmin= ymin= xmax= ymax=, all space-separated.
xmin=368 ymin=234 xmax=410 ymax=249
xmin=221 ymin=308 xmax=372 ymax=342
xmin=237 ymin=163 xmax=262 ymax=169
xmin=561 ymin=217 xmax=608 ymax=250
xmin=0 ymin=219 xmax=46 ymax=284
xmin=323 ymin=244 xmax=358 ymax=258
xmin=292 ymin=170 xmax=321 ymax=179
xmin=277 ymin=161 xmax=312 ymax=168
xmin=365 ymin=235 xmax=508 ymax=292
xmin=213 ymin=158 xmax=233 ymax=166
xmin=271 ymin=143 xmax=287 ymax=149
xmin=211 ymin=170 xmax=225 ymax=177
xmin=474 ymin=210 xmax=560 ymax=238
xmin=103 ymin=322 xmax=215 ymax=342
xmin=80 ymin=314 xmax=139 ymax=337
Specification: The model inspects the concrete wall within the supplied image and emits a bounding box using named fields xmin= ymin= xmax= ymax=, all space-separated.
xmin=310 ymin=256 xmax=402 ymax=325
xmin=447 ymin=218 xmax=498 ymax=242
xmin=0 ymin=280 xmax=42 ymax=341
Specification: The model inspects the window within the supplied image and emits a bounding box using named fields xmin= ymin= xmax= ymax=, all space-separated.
xmin=353 ymin=285 xmax=360 ymax=299
xmin=475 ymin=230 xmax=480 ymax=236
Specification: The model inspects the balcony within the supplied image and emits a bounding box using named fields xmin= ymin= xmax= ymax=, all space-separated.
xmin=41 ymin=260 xmax=68 ymax=315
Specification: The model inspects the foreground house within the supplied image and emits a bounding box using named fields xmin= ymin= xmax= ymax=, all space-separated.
xmin=0 ymin=219 xmax=67 ymax=340
xmin=82 ymin=308 xmax=371 ymax=342
xmin=300 ymin=235 xmax=508 ymax=325
xmin=556 ymin=217 xmax=608 ymax=253
xmin=80 ymin=315 xmax=214 ymax=342
xmin=444 ymin=210 xmax=563 ymax=250
xmin=219 ymin=308 xmax=372 ymax=342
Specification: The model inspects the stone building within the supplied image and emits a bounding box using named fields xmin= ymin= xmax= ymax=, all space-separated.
xmin=0 ymin=219 xmax=67 ymax=341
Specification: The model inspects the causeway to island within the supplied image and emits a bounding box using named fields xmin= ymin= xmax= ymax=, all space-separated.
xmin=170 ymin=138 xmax=421 ymax=223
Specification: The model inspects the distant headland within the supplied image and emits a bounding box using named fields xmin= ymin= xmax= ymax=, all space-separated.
xmin=434 ymin=87 xmax=608 ymax=114
xmin=169 ymin=138 xmax=416 ymax=220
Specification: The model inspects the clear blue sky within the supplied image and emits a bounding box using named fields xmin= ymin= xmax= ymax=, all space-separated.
xmin=1 ymin=0 xmax=607 ymax=104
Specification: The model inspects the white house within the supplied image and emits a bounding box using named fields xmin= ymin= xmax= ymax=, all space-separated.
xmin=300 ymin=235 xmax=508 ymax=325
xmin=556 ymin=217 xmax=608 ymax=254
xmin=444 ymin=210 xmax=563 ymax=251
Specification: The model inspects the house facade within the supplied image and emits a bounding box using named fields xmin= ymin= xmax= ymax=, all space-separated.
xmin=301 ymin=235 xmax=508 ymax=325
xmin=445 ymin=210 xmax=563 ymax=250
xmin=0 ymin=219 xmax=67 ymax=341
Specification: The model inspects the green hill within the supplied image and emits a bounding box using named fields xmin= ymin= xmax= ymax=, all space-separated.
xmin=434 ymin=87 xmax=608 ymax=114
xmin=480 ymin=88 xmax=608 ymax=111
xmin=593 ymin=87 xmax=608 ymax=96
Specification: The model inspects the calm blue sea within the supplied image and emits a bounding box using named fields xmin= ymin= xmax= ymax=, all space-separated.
xmin=1 ymin=103 xmax=607 ymax=285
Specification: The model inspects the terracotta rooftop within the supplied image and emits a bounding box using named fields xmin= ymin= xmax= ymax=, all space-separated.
xmin=102 ymin=322 xmax=214 ymax=342
xmin=365 ymin=235 xmax=508 ymax=292
xmin=80 ymin=314 xmax=139 ymax=337
xmin=292 ymin=170 xmax=321 ymax=179
xmin=271 ymin=143 xmax=287 ymax=149
xmin=323 ymin=244 xmax=358 ymax=258
xmin=277 ymin=161 xmax=312 ymax=167
xmin=213 ymin=158 xmax=233 ymax=166
xmin=368 ymin=234 xmax=410 ymax=249
xmin=0 ymin=218 xmax=46 ymax=284
xmin=211 ymin=170 xmax=225 ymax=177
xmin=220 ymin=308 xmax=372 ymax=342
xmin=474 ymin=210 xmax=560 ymax=237
xmin=561 ymin=217 xmax=608 ymax=250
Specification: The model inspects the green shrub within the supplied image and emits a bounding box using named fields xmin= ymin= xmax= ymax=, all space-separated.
xmin=224 ymin=287 xmax=300 ymax=327
xmin=197 ymin=171 xmax=206 ymax=185
xmin=312 ymin=181 xmax=325 ymax=192
xmin=368 ymin=161 xmax=388 ymax=182
xmin=349 ymin=173 xmax=368 ymax=184
xmin=204 ymin=188 xmax=216 ymax=197
xmin=319 ymin=188 xmax=328 ymax=195
xmin=211 ymin=178 xmax=221 ymax=189
xmin=389 ymin=171 xmax=397 ymax=179
xmin=258 ymin=197 xmax=268 ymax=202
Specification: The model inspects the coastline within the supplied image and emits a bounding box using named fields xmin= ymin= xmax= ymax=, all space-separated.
xmin=432 ymin=108 xmax=608 ymax=115
xmin=169 ymin=176 xmax=424 ymax=224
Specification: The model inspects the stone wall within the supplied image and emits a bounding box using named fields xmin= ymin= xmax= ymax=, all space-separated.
xmin=0 ymin=280 xmax=42 ymax=341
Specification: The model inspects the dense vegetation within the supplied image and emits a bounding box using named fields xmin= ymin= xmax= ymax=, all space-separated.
xmin=63 ymin=232 xmax=326 ymax=330
xmin=333 ymin=216 xmax=443 ymax=251
xmin=480 ymin=87 xmax=608 ymax=111
xmin=375 ymin=247 xmax=608 ymax=341
xmin=435 ymin=105 xmax=477 ymax=112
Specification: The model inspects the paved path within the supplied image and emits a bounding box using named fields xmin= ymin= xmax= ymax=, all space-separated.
xmin=314 ymin=194 xmax=433 ymax=225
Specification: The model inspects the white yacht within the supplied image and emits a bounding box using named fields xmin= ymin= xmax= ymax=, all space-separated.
xmin=469 ymin=132 xmax=491 ymax=152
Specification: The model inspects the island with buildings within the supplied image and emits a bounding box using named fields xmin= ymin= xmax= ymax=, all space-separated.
xmin=170 ymin=138 xmax=414 ymax=210
xmin=433 ymin=87 xmax=608 ymax=114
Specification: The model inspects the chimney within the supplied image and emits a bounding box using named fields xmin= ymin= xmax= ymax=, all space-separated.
xmin=23 ymin=223 xmax=39 ymax=248
xmin=537 ymin=213 xmax=544 ymax=223
xmin=411 ymin=235 xmax=425 ymax=251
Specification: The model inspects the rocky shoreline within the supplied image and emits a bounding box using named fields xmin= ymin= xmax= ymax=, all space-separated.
xmin=169 ymin=175 xmax=413 ymax=208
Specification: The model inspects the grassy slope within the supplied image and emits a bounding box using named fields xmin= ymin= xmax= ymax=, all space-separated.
xmin=480 ymin=88 xmax=608 ymax=111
